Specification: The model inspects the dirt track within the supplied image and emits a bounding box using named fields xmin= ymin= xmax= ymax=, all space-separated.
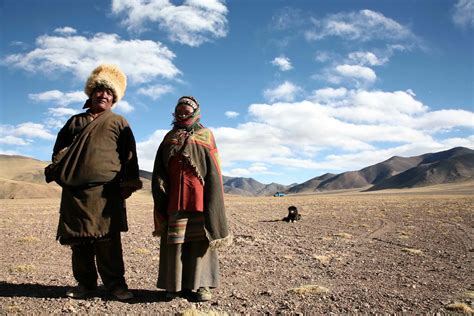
xmin=1 ymin=191 xmax=473 ymax=314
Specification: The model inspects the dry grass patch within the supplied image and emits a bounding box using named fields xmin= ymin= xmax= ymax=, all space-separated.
xmin=289 ymin=285 xmax=329 ymax=295
xmin=135 ymin=248 xmax=151 ymax=255
xmin=402 ymin=248 xmax=422 ymax=255
xmin=10 ymin=264 xmax=36 ymax=273
xmin=312 ymin=255 xmax=331 ymax=265
xmin=451 ymin=216 xmax=464 ymax=223
xmin=6 ymin=304 xmax=22 ymax=313
xmin=17 ymin=236 xmax=40 ymax=243
xmin=446 ymin=302 xmax=474 ymax=313
xmin=333 ymin=232 xmax=353 ymax=239
xmin=180 ymin=307 xmax=228 ymax=316
xmin=397 ymin=230 xmax=411 ymax=240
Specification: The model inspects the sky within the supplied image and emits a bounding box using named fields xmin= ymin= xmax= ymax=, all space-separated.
xmin=1 ymin=0 xmax=473 ymax=185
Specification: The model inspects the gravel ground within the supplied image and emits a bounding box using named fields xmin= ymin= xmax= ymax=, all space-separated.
xmin=1 ymin=192 xmax=473 ymax=314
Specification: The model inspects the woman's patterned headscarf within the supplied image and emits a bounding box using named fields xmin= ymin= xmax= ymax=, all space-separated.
xmin=172 ymin=96 xmax=202 ymax=131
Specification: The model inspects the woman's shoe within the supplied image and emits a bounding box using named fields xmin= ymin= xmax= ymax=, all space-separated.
xmin=165 ymin=291 xmax=180 ymax=300
xmin=110 ymin=287 xmax=133 ymax=301
xmin=196 ymin=287 xmax=212 ymax=302
xmin=180 ymin=288 xmax=194 ymax=299
xmin=66 ymin=285 xmax=96 ymax=299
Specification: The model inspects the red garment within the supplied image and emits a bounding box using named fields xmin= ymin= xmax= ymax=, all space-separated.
xmin=167 ymin=155 xmax=204 ymax=214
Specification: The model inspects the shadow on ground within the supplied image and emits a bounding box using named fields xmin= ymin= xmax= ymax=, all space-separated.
xmin=0 ymin=282 xmax=167 ymax=303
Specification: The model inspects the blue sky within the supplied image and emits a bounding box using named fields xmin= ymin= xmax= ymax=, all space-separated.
xmin=1 ymin=0 xmax=473 ymax=185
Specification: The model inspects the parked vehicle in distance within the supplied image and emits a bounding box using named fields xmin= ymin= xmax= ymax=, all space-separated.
xmin=273 ymin=192 xmax=287 ymax=197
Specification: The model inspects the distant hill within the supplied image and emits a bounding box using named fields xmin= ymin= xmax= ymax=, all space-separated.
xmin=290 ymin=147 xmax=473 ymax=193
xmin=288 ymin=173 xmax=336 ymax=193
xmin=0 ymin=155 xmax=61 ymax=199
xmin=1 ymin=147 xmax=472 ymax=198
xmin=0 ymin=155 xmax=151 ymax=199
xmin=291 ymin=154 xmax=426 ymax=193
xmin=368 ymin=147 xmax=474 ymax=191
xmin=140 ymin=171 xmax=291 ymax=196
xmin=138 ymin=170 xmax=152 ymax=194
xmin=140 ymin=172 xmax=293 ymax=196
xmin=222 ymin=176 xmax=293 ymax=196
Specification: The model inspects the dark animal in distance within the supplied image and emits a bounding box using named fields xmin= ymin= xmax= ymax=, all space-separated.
xmin=283 ymin=205 xmax=301 ymax=222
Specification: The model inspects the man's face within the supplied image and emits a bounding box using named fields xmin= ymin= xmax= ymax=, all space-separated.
xmin=90 ymin=87 xmax=114 ymax=113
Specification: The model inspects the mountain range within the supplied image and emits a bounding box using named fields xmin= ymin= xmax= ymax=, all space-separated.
xmin=0 ymin=147 xmax=472 ymax=198
xmin=127 ymin=147 xmax=474 ymax=195
xmin=228 ymin=146 xmax=473 ymax=195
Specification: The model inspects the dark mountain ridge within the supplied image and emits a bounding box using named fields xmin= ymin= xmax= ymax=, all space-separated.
xmin=224 ymin=147 xmax=473 ymax=195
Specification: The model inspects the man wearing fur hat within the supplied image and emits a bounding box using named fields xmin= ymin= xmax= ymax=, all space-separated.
xmin=47 ymin=64 xmax=142 ymax=300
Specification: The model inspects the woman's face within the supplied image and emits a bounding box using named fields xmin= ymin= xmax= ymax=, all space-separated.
xmin=90 ymin=88 xmax=114 ymax=113
xmin=175 ymin=104 xmax=194 ymax=120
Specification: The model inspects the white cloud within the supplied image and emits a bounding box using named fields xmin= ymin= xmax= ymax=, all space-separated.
xmin=311 ymin=87 xmax=348 ymax=103
xmin=405 ymin=89 xmax=416 ymax=97
xmin=225 ymin=111 xmax=240 ymax=118
xmin=335 ymin=64 xmax=376 ymax=84
xmin=263 ymin=81 xmax=302 ymax=102
xmin=415 ymin=109 xmax=474 ymax=132
xmin=306 ymin=9 xmax=415 ymax=42
xmin=29 ymin=90 xmax=85 ymax=107
xmin=0 ymin=149 xmax=22 ymax=156
xmin=3 ymin=32 xmax=180 ymax=83
xmin=54 ymin=26 xmax=77 ymax=35
xmin=0 ymin=123 xmax=55 ymax=142
xmin=111 ymin=0 xmax=228 ymax=47
xmin=136 ymin=129 xmax=169 ymax=171
xmin=0 ymin=135 xmax=30 ymax=146
xmin=10 ymin=41 xmax=27 ymax=48
xmin=322 ymin=90 xmax=428 ymax=126
xmin=214 ymin=123 xmax=292 ymax=167
xmin=271 ymin=56 xmax=293 ymax=71
xmin=137 ymin=84 xmax=173 ymax=100
xmin=347 ymin=51 xmax=386 ymax=66
xmin=452 ymin=0 xmax=474 ymax=28
xmin=114 ymin=100 xmax=134 ymax=113
xmin=224 ymin=168 xmax=251 ymax=177
xmin=44 ymin=118 xmax=67 ymax=130
xmin=47 ymin=107 xmax=80 ymax=117
xmin=15 ymin=123 xmax=55 ymax=140
xmin=314 ymin=51 xmax=332 ymax=63
xmin=352 ymin=90 xmax=427 ymax=115
xmin=440 ymin=135 xmax=474 ymax=148
xmin=271 ymin=6 xmax=304 ymax=31
xmin=225 ymin=162 xmax=277 ymax=177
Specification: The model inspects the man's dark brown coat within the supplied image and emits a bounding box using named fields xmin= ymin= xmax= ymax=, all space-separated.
xmin=52 ymin=110 xmax=141 ymax=241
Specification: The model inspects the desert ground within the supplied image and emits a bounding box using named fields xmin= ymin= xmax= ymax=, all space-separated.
xmin=1 ymin=183 xmax=473 ymax=314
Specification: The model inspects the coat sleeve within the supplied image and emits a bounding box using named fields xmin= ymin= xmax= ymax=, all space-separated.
xmin=152 ymin=141 xmax=169 ymax=236
xmin=52 ymin=117 xmax=75 ymax=158
xmin=203 ymin=131 xmax=231 ymax=248
xmin=117 ymin=119 xmax=142 ymax=191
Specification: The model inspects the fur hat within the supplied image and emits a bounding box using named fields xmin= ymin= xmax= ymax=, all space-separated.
xmin=84 ymin=64 xmax=127 ymax=104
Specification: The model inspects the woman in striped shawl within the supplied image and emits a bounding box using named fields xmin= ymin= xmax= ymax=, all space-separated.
xmin=152 ymin=96 xmax=232 ymax=302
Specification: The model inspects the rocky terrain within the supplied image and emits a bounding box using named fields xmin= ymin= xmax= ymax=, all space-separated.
xmin=1 ymin=183 xmax=473 ymax=314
